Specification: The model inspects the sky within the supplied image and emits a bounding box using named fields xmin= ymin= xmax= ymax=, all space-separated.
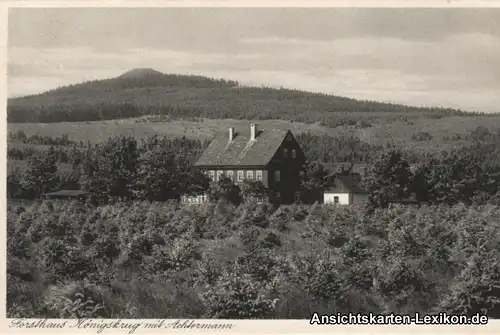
xmin=7 ymin=8 xmax=500 ymax=113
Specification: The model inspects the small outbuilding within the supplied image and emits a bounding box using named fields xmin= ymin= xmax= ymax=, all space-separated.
xmin=323 ymin=175 xmax=368 ymax=205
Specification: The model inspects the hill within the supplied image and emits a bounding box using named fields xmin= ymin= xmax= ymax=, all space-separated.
xmin=7 ymin=69 xmax=486 ymax=124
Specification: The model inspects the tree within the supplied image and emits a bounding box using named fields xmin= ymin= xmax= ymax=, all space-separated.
xmin=301 ymin=161 xmax=335 ymax=203
xmin=241 ymin=180 xmax=268 ymax=202
xmin=133 ymin=142 xmax=210 ymax=201
xmin=363 ymin=150 xmax=412 ymax=208
xmin=411 ymin=150 xmax=488 ymax=205
xmin=20 ymin=147 xmax=59 ymax=199
xmin=81 ymin=136 xmax=139 ymax=204
xmin=208 ymin=177 xmax=242 ymax=206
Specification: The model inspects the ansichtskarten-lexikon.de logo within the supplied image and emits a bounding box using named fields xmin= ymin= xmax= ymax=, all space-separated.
xmin=310 ymin=312 xmax=489 ymax=325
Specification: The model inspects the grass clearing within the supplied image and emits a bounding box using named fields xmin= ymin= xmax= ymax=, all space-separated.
xmin=8 ymin=115 xmax=500 ymax=153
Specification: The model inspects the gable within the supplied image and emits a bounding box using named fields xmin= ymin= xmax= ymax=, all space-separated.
xmin=194 ymin=127 xmax=291 ymax=167
xmin=269 ymin=131 xmax=306 ymax=163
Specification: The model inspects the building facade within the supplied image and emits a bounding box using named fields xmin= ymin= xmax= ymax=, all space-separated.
xmin=194 ymin=124 xmax=307 ymax=204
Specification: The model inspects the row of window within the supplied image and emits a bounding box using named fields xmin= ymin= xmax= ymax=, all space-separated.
xmin=284 ymin=149 xmax=297 ymax=159
xmin=208 ymin=170 xmax=281 ymax=182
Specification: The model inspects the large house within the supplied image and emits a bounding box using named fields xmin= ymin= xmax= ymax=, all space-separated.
xmin=192 ymin=124 xmax=306 ymax=204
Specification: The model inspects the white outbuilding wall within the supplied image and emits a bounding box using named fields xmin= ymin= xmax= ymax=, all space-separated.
xmin=324 ymin=192 xmax=351 ymax=205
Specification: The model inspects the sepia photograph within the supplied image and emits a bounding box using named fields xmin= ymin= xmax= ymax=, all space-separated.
xmin=5 ymin=5 xmax=500 ymax=322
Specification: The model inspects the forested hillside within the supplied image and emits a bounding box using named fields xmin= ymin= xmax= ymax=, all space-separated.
xmin=8 ymin=69 xmax=483 ymax=124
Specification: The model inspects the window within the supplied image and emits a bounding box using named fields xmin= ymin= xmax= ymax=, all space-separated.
xmin=292 ymin=149 xmax=297 ymax=158
xmin=334 ymin=196 xmax=339 ymax=204
xmin=284 ymin=149 xmax=288 ymax=158
xmin=286 ymin=134 xmax=292 ymax=141
xmin=275 ymin=170 xmax=281 ymax=182
xmin=237 ymin=170 xmax=244 ymax=181
xmin=246 ymin=170 xmax=254 ymax=180
xmin=300 ymin=170 xmax=305 ymax=178
xmin=256 ymin=170 xmax=263 ymax=181
xmin=217 ymin=171 xmax=224 ymax=181
xmin=209 ymin=170 xmax=215 ymax=181
xmin=294 ymin=191 xmax=301 ymax=202
xmin=276 ymin=192 xmax=281 ymax=200
xmin=226 ymin=171 xmax=234 ymax=179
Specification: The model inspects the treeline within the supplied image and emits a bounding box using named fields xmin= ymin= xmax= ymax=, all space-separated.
xmin=7 ymin=131 xmax=386 ymax=203
xmin=8 ymin=127 xmax=500 ymax=207
xmin=8 ymin=73 xmax=482 ymax=123
xmin=38 ymin=72 xmax=239 ymax=96
xmin=8 ymin=131 xmax=81 ymax=146
xmin=296 ymin=132 xmax=384 ymax=164
xmin=7 ymin=200 xmax=500 ymax=318
xmin=8 ymin=132 xmax=384 ymax=166
xmin=363 ymin=149 xmax=500 ymax=208
xmin=7 ymin=136 xmax=211 ymax=203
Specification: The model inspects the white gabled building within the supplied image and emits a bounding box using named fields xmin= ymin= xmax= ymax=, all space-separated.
xmin=323 ymin=175 xmax=368 ymax=205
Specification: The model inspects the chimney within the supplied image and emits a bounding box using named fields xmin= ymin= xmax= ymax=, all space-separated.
xmin=250 ymin=123 xmax=258 ymax=141
xmin=229 ymin=127 xmax=235 ymax=141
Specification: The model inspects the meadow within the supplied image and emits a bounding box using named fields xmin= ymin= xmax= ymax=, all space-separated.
xmin=8 ymin=113 xmax=500 ymax=154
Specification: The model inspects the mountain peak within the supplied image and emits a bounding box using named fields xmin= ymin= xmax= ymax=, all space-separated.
xmin=118 ymin=68 xmax=164 ymax=79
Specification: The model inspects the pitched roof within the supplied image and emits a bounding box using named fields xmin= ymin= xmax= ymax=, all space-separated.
xmin=45 ymin=190 xmax=89 ymax=197
xmin=325 ymin=175 xmax=366 ymax=194
xmin=323 ymin=162 xmax=368 ymax=175
xmin=194 ymin=128 xmax=290 ymax=167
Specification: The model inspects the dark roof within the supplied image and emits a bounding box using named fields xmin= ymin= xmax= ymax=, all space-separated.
xmin=194 ymin=128 xmax=290 ymax=167
xmin=324 ymin=175 xmax=366 ymax=194
xmin=45 ymin=190 xmax=89 ymax=197
xmin=323 ymin=162 xmax=368 ymax=175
